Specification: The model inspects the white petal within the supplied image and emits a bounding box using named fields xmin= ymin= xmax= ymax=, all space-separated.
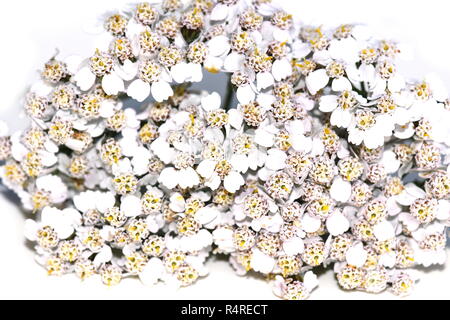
xmin=292 ymin=41 xmax=311 ymax=59
xmin=121 ymin=195 xmax=142 ymax=217
xmin=378 ymin=252 xmax=396 ymax=268
xmin=210 ymin=3 xmax=229 ymax=21
xmin=330 ymin=108 xmax=352 ymax=128
xmin=236 ymin=84 xmax=255 ymax=105
xmin=158 ymin=167 xmax=179 ymax=189
xmin=254 ymin=127 xmax=275 ymax=148
xmin=346 ymin=243 xmax=367 ymax=268
xmin=195 ymin=207 xmax=219 ymax=225
xmin=205 ymin=173 xmax=221 ymax=190
xmin=64 ymin=55 xmax=83 ymax=74
xmin=171 ymin=63 xmax=189 ymax=84
xmin=197 ymin=159 xmax=216 ymax=179
xmin=102 ymin=72 xmax=124 ymax=96
xmin=96 ymin=192 xmax=116 ymax=213
xmin=187 ymin=63 xmax=203 ymax=82
xmin=331 ymin=77 xmax=352 ymax=92
xmin=381 ymin=150 xmax=401 ymax=174
xmin=178 ymin=167 xmax=200 ymax=189
xmin=30 ymin=81 xmax=54 ymax=96
xmin=116 ymin=60 xmax=138 ymax=81
xmin=319 ymin=95 xmax=338 ymax=112
xmin=229 ymin=154 xmax=249 ymax=173
xmin=256 ymin=72 xmax=274 ymax=90
xmin=99 ymin=100 xmax=116 ymax=118
xmin=151 ymin=81 xmax=173 ymax=102
xmin=207 ymin=36 xmax=230 ymax=57
xmin=330 ymin=177 xmax=352 ymax=203
xmin=74 ymin=67 xmax=96 ymax=91
xmin=282 ymin=237 xmax=304 ymax=256
xmin=426 ymin=73 xmax=448 ymax=102
xmin=302 ymin=214 xmax=321 ymax=233
xmin=93 ymin=246 xmax=113 ymax=267
xmin=290 ymin=134 xmax=312 ymax=153
xmin=201 ymin=92 xmax=221 ymax=111
xmin=169 ymin=193 xmax=186 ymax=213
xmin=228 ymin=109 xmax=243 ymax=129
xmin=303 ymin=271 xmax=319 ymax=292
xmin=127 ymin=79 xmax=150 ymax=102
xmin=265 ymin=149 xmax=287 ymax=171
xmin=224 ymin=52 xmax=245 ymax=72
xmin=326 ymin=211 xmax=350 ymax=236
xmin=272 ymin=58 xmax=292 ymax=82
xmin=388 ymin=74 xmax=405 ymax=92
xmin=139 ymin=258 xmax=165 ymax=286
xmin=437 ymin=200 xmax=450 ymax=221
xmin=306 ymin=69 xmax=329 ymax=95
xmin=223 ymin=171 xmax=245 ymax=193
xmin=250 ymin=249 xmax=276 ymax=274
xmin=373 ymin=220 xmax=395 ymax=241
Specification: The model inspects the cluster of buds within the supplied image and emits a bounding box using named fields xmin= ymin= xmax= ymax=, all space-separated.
xmin=1 ymin=0 xmax=449 ymax=300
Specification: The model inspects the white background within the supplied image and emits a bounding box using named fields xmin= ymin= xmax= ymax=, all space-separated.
xmin=1 ymin=0 xmax=450 ymax=299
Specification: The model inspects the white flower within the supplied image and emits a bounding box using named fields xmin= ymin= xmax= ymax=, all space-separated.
xmin=35 ymin=175 xmax=68 ymax=204
xmin=73 ymin=190 xmax=115 ymax=214
xmin=171 ymin=62 xmax=203 ymax=84
xmin=347 ymin=114 xmax=394 ymax=149
xmin=197 ymin=159 xmax=245 ymax=193
xmin=159 ymin=166 xmax=200 ymax=190
xmin=328 ymin=38 xmax=361 ymax=65
xmin=24 ymin=207 xmax=81 ymax=241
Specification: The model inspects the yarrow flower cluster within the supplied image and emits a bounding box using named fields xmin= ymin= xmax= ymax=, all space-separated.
xmin=1 ymin=0 xmax=450 ymax=300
